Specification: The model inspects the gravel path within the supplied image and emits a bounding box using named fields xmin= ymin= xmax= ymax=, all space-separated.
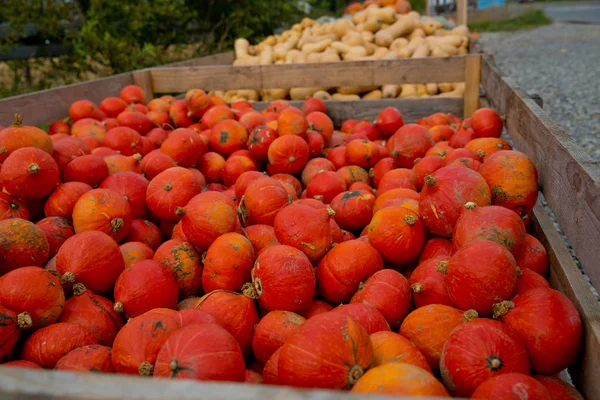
xmin=479 ymin=22 xmax=600 ymax=160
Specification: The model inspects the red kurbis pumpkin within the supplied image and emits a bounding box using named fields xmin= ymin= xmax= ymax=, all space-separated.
xmin=252 ymin=310 xmax=306 ymax=364
xmin=493 ymin=287 xmax=582 ymax=375
xmin=1 ymin=147 xmax=60 ymax=200
xmin=0 ymin=219 xmax=49 ymax=274
xmin=125 ymin=219 xmax=162 ymax=250
xmin=43 ymin=182 xmax=93 ymax=219
xmin=56 ymin=231 xmax=124 ymax=293
xmin=240 ymin=177 xmax=291 ymax=226
xmin=146 ymin=167 xmax=202 ymax=221
xmin=22 ymin=322 xmax=98 ymax=368
xmin=331 ymin=303 xmax=390 ymax=334
xmin=55 ymin=344 xmax=114 ymax=373
xmin=245 ymin=224 xmax=279 ymax=254
xmin=330 ymin=190 xmax=376 ymax=231
xmin=111 ymin=310 xmax=181 ymax=375
xmin=471 ymin=373 xmax=552 ymax=400
xmin=113 ymin=260 xmax=179 ymax=318
xmin=153 ymin=239 xmax=203 ymax=299
xmin=387 ymin=124 xmax=435 ymax=168
xmin=370 ymin=331 xmax=430 ymax=372
xmin=0 ymin=305 xmax=30 ymax=361
xmin=409 ymin=256 xmax=453 ymax=308
xmin=72 ymin=188 xmax=133 ymax=242
xmin=368 ymin=206 xmax=424 ymax=265
xmin=0 ymin=192 xmax=29 ymax=220
xmin=202 ymin=232 xmax=255 ymax=293
xmin=277 ymin=312 xmax=373 ymax=389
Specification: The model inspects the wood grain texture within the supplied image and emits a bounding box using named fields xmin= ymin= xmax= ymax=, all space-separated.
xmin=252 ymin=98 xmax=464 ymax=125
xmin=481 ymin=57 xmax=600 ymax=290
xmin=132 ymin=70 xmax=154 ymax=104
xmin=149 ymin=56 xmax=476 ymax=93
xmin=162 ymin=52 xmax=235 ymax=67
xmin=463 ymin=55 xmax=481 ymax=118
xmin=0 ymin=367 xmax=443 ymax=400
xmin=0 ymin=73 xmax=134 ymax=127
xmin=531 ymin=201 xmax=600 ymax=400
xmin=456 ymin=0 xmax=468 ymax=26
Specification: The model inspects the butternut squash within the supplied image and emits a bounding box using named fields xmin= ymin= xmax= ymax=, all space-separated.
xmin=290 ymin=87 xmax=330 ymax=100
xmin=361 ymin=31 xmax=375 ymax=43
xmin=332 ymin=19 xmax=355 ymax=38
xmin=365 ymin=5 xmax=396 ymax=24
xmin=390 ymin=37 xmax=409 ymax=51
xmin=337 ymin=86 xmax=379 ymax=95
xmin=259 ymin=46 xmax=273 ymax=65
xmin=374 ymin=13 xmax=418 ymax=47
xmin=331 ymin=41 xmax=353 ymax=54
xmin=399 ymin=84 xmax=418 ymax=98
xmin=422 ymin=20 xmax=443 ymax=35
xmin=397 ymin=36 xmax=423 ymax=58
xmin=235 ymin=90 xmax=259 ymax=102
xmin=426 ymin=83 xmax=438 ymax=96
xmin=262 ymin=89 xmax=290 ymax=101
xmin=438 ymin=82 xmax=453 ymax=93
xmin=363 ymin=89 xmax=383 ymax=100
xmin=382 ymin=84 xmax=401 ymax=98
xmin=408 ymin=28 xmax=425 ymax=40
xmin=312 ymin=90 xmax=332 ymax=101
xmin=342 ymin=31 xmax=364 ymax=47
xmin=235 ymin=38 xmax=251 ymax=59
xmin=302 ymin=38 xmax=333 ymax=54
xmin=430 ymin=47 xmax=449 ymax=57
xmin=411 ymin=42 xmax=430 ymax=58
xmin=332 ymin=93 xmax=361 ymax=101
xmin=416 ymin=84 xmax=427 ymax=97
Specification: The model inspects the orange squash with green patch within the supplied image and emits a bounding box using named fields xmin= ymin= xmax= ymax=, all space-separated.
xmin=330 ymin=190 xmax=375 ymax=231
xmin=153 ymin=239 xmax=203 ymax=299
xmin=202 ymin=232 xmax=255 ymax=293
xmin=0 ymin=219 xmax=49 ymax=274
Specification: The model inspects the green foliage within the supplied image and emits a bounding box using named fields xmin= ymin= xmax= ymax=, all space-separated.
xmin=468 ymin=10 xmax=552 ymax=32
xmin=409 ymin=0 xmax=426 ymax=13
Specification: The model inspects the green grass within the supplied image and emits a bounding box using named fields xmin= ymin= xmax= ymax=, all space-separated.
xmin=468 ymin=10 xmax=553 ymax=32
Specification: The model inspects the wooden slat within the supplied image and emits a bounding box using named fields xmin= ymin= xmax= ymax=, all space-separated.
xmin=456 ymin=0 xmax=468 ymax=26
xmin=252 ymin=98 xmax=464 ymax=125
xmin=149 ymin=56 xmax=475 ymax=93
xmin=463 ymin=55 xmax=481 ymax=118
xmin=0 ymin=73 xmax=134 ymax=127
xmin=0 ymin=367 xmax=445 ymax=400
xmin=481 ymin=57 xmax=600 ymax=290
xmin=531 ymin=201 xmax=600 ymax=400
xmin=163 ymin=52 xmax=235 ymax=68
xmin=132 ymin=70 xmax=154 ymax=104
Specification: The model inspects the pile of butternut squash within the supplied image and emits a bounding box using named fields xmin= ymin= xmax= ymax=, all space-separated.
xmin=217 ymin=2 xmax=470 ymax=102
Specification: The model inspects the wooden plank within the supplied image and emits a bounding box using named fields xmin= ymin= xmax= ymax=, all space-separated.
xmin=252 ymin=98 xmax=463 ymax=126
xmin=531 ymin=201 xmax=600 ymax=400
xmin=456 ymin=0 xmax=468 ymax=26
xmin=163 ymin=52 xmax=235 ymax=68
xmin=481 ymin=57 xmax=600 ymax=290
xmin=0 ymin=73 xmax=134 ymax=127
xmin=0 ymin=367 xmax=445 ymax=400
xmin=132 ymin=70 xmax=154 ymax=104
xmin=149 ymin=56 xmax=475 ymax=93
xmin=463 ymin=55 xmax=481 ymax=118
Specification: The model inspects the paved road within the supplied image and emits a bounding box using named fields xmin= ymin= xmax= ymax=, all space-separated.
xmin=540 ymin=2 xmax=600 ymax=24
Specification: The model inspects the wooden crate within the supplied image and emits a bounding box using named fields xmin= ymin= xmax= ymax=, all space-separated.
xmin=0 ymin=54 xmax=598 ymax=400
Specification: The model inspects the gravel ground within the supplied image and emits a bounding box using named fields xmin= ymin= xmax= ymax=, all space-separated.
xmin=480 ymin=22 xmax=600 ymax=300
xmin=479 ymin=22 xmax=600 ymax=160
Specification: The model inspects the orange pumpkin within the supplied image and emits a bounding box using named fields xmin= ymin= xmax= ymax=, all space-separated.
xmin=370 ymin=157 xmax=396 ymax=188
xmin=0 ymin=192 xmax=29 ymax=220
xmin=368 ymin=206 xmax=424 ymax=265
xmin=465 ymin=137 xmax=512 ymax=161
xmin=146 ymin=167 xmax=201 ymax=221
xmin=0 ymin=114 xmax=53 ymax=163
xmin=337 ymin=165 xmax=370 ymax=188
xmin=201 ymin=104 xmax=234 ymax=129
xmin=63 ymin=154 xmax=109 ymax=187
xmin=267 ymin=135 xmax=309 ymax=175
xmin=240 ymin=177 xmax=291 ymax=226
xmin=277 ymin=107 xmax=308 ymax=137
xmin=55 ymin=344 xmax=114 ymax=373
xmin=345 ymin=139 xmax=380 ymax=169
xmin=1 ymin=147 xmax=60 ymax=199
xmin=330 ymin=190 xmax=375 ymax=231
xmin=245 ymin=224 xmax=279 ymax=253
xmin=120 ymin=241 xmax=154 ymax=267
xmin=72 ymin=188 xmax=132 ymax=242
xmin=352 ymin=362 xmax=449 ymax=396
xmin=278 ymin=312 xmax=373 ymax=389
xmin=370 ymin=331 xmax=431 ymax=372
xmin=0 ymin=219 xmax=49 ymax=274
xmin=252 ymin=310 xmax=306 ymax=364
xmin=197 ymin=151 xmax=225 ymax=183
xmin=479 ymin=150 xmax=539 ymax=216
xmin=202 ymin=232 xmax=255 ymax=293
xmin=400 ymin=304 xmax=478 ymax=370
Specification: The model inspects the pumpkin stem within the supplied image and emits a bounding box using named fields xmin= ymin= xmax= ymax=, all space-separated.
xmin=404 ymin=215 xmax=417 ymax=225
xmin=254 ymin=278 xmax=263 ymax=297
xmin=413 ymin=157 xmax=421 ymax=165
xmin=492 ymin=300 xmax=514 ymax=319
xmin=17 ymin=312 xmax=32 ymax=330
xmin=111 ymin=218 xmax=124 ymax=234
xmin=424 ymin=175 xmax=436 ymax=187
xmin=169 ymin=360 xmax=178 ymax=371
xmin=477 ymin=150 xmax=486 ymax=159
xmin=12 ymin=114 xmax=23 ymax=127
xmin=237 ymin=197 xmax=248 ymax=225
xmin=464 ymin=202 xmax=477 ymax=210
xmin=358 ymin=281 xmax=365 ymax=290
xmin=241 ymin=282 xmax=258 ymax=300
xmin=287 ymin=195 xmax=293 ymax=205
xmin=8 ymin=202 xmax=19 ymax=210
xmin=486 ymin=356 xmax=503 ymax=371
xmin=368 ymin=168 xmax=374 ymax=178
xmin=500 ymin=115 xmax=506 ymax=121
xmin=326 ymin=206 xmax=336 ymax=217
xmin=516 ymin=267 xmax=522 ymax=278
xmin=438 ymin=150 xmax=446 ymax=157
xmin=496 ymin=143 xmax=504 ymax=149
xmin=347 ymin=364 xmax=364 ymax=387
xmin=163 ymin=183 xmax=173 ymax=192
xmin=411 ymin=283 xmax=423 ymax=293
xmin=289 ymin=156 xmax=296 ymax=163
xmin=138 ymin=361 xmax=154 ymax=376
xmin=114 ymin=301 xmax=124 ymax=313
xmin=27 ymin=163 xmax=40 ymax=175
xmin=201 ymin=252 xmax=206 ymax=264
xmin=313 ymin=195 xmax=324 ymax=201
xmin=73 ymin=283 xmax=87 ymax=296
xmin=331 ymin=242 xmax=338 ymax=248
xmin=60 ymin=271 xmax=75 ymax=285
xmin=133 ymin=153 xmax=142 ymax=162
xmin=175 ymin=206 xmax=185 ymax=217
xmin=435 ymin=261 xmax=449 ymax=273
xmin=463 ymin=309 xmax=479 ymax=321
xmin=301 ymin=242 xmax=317 ymax=251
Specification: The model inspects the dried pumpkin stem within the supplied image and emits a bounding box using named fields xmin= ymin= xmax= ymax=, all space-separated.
xmin=8 ymin=202 xmax=19 ymax=210
xmin=463 ymin=309 xmax=479 ymax=321
xmin=138 ymin=361 xmax=154 ymax=376
xmin=60 ymin=271 xmax=75 ymax=285
xmin=435 ymin=261 xmax=449 ymax=273
xmin=169 ymin=360 xmax=178 ymax=371
xmin=73 ymin=283 xmax=87 ymax=296
xmin=114 ymin=301 xmax=124 ymax=314
xmin=486 ymin=356 xmax=503 ymax=371
xmin=326 ymin=206 xmax=336 ymax=217
xmin=404 ymin=215 xmax=417 ymax=225
xmin=464 ymin=202 xmax=477 ymax=210
xmin=241 ymin=282 xmax=258 ymax=300
xmin=111 ymin=218 xmax=124 ymax=234
xmin=492 ymin=300 xmax=514 ymax=319
xmin=28 ymin=163 xmax=40 ymax=175
xmin=12 ymin=114 xmax=23 ymax=127
xmin=174 ymin=206 xmax=185 ymax=217
xmin=516 ymin=267 xmax=522 ymax=278
xmin=411 ymin=283 xmax=423 ymax=293
xmin=424 ymin=175 xmax=436 ymax=187
xmin=17 ymin=312 xmax=32 ymax=330
xmin=163 ymin=183 xmax=173 ymax=192
xmin=347 ymin=364 xmax=364 ymax=387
